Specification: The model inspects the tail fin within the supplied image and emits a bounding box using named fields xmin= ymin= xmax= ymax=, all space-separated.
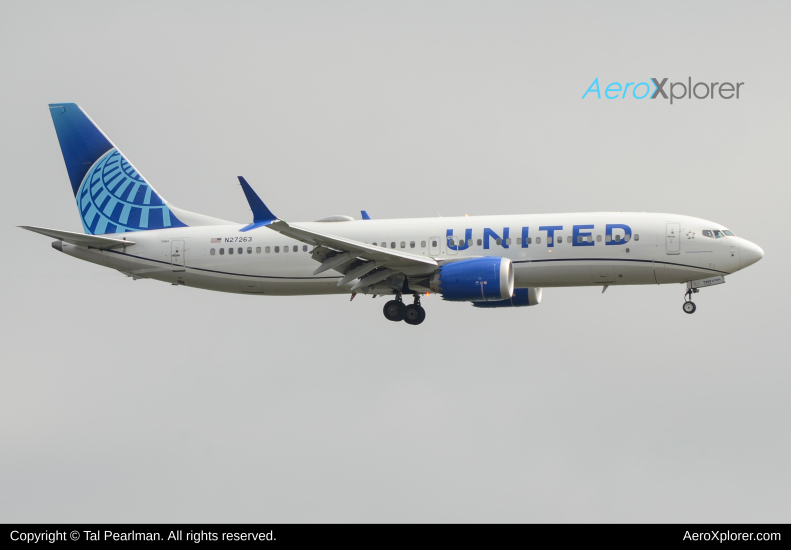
xmin=49 ymin=103 xmax=187 ymax=234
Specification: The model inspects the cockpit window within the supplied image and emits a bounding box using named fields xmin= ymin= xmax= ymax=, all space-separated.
xmin=702 ymin=230 xmax=714 ymax=238
xmin=713 ymin=230 xmax=725 ymax=238
xmin=723 ymin=230 xmax=735 ymax=236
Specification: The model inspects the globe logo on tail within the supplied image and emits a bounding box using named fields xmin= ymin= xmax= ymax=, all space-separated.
xmin=76 ymin=149 xmax=186 ymax=234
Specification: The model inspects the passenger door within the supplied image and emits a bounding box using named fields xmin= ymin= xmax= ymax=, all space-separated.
xmin=666 ymin=223 xmax=680 ymax=255
xmin=171 ymin=240 xmax=185 ymax=271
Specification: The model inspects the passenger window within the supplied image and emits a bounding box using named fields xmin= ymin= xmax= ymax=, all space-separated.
xmin=516 ymin=238 xmax=521 ymax=245
xmin=220 ymin=248 xmax=225 ymax=255
xmin=256 ymin=247 xmax=261 ymax=253
xmin=506 ymin=238 xmax=512 ymax=245
xmin=634 ymin=234 xmax=639 ymax=242
xmin=265 ymin=246 xmax=270 ymax=253
xmin=275 ymin=246 xmax=280 ymax=253
xmin=303 ymin=245 xmax=307 ymax=251
xmin=536 ymin=237 xmax=541 ymax=244
xmin=624 ymin=234 xmax=630 ymax=242
xmin=615 ymin=235 xmax=621 ymax=242
xmin=432 ymin=240 xmax=437 ymax=247
xmin=210 ymin=248 xmax=216 ymax=255
xmin=238 ymin=247 xmax=243 ymax=254
xmin=477 ymin=239 xmax=482 ymax=246
xmin=372 ymin=242 xmax=377 ymax=246
xmin=547 ymin=236 xmax=553 ymax=245
xmin=596 ymin=235 xmax=601 ymax=242
xmin=527 ymin=237 xmax=532 ymax=244
xmin=713 ymin=230 xmax=724 ymax=238
xmin=605 ymin=235 xmax=612 ymax=243
xmin=449 ymin=239 xmax=456 ymax=247
xmin=247 ymin=247 xmax=252 ymax=254
xmin=723 ymin=230 xmax=735 ymax=236
xmin=421 ymin=241 xmax=426 ymax=248
xmin=495 ymin=238 xmax=502 ymax=245
xmin=293 ymin=245 xmax=298 ymax=252
xmin=577 ymin=236 xmax=582 ymax=243
xmin=410 ymin=241 xmax=415 ymax=248
xmin=382 ymin=243 xmax=387 ymax=248
xmin=283 ymin=245 xmax=288 ymax=253
xmin=557 ymin=236 xmax=563 ymax=244
xmin=400 ymin=242 xmax=405 ymax=248
xmin=391 ymin=242 xmax=396 ymax=249
xmin=587 ymin=235 xmax=592 ymax=242
xmin=229 ymin=247 xmax=234 ymax=254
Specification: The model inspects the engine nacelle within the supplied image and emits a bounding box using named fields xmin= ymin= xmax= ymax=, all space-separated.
xmin=472 ymin=287 xmax=543 ymax=308
xmin=430 ymin=257 xmax=514 ymax=302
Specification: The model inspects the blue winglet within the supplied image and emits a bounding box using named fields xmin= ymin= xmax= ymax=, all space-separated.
xmin=238 ymin=176 xmax=278 ymax=231
xmin=361 ymin=210 xmax=371 ymax=220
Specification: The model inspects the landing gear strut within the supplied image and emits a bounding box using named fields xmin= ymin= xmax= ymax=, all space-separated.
xmin=683 ymin=288 xmax=698 ymax=314
xmin=383 ymin=294 xmax=426 ymax=325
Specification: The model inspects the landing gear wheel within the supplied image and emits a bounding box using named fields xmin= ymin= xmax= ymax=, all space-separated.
xmin=404 ymin=304 xmax=426 ymax=325
xmin=383 ymin=300 xmax=406 ymax=322
xmin=683 ymin=301 xmax=696 ymax=314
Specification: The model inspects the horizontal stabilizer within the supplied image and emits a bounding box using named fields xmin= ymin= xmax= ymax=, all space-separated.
xmin=20 ymin=225 xmax=135 ymax=249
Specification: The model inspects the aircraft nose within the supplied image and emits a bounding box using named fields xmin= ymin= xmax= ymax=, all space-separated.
xmin=740 ymin=239 xmax=764 ymax=269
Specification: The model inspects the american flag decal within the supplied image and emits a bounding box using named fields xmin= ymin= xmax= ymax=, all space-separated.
xmin=211 ymin=238 xmax=221 ymax=243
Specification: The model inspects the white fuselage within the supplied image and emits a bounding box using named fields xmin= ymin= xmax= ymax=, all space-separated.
xmin=56 ymin=212 xmax=760 ymax=295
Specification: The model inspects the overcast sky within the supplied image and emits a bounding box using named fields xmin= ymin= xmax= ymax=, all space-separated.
xmin=1 ymin=0 xmax=789 ymax=522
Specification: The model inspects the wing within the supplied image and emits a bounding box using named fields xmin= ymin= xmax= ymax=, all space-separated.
xmin=235 ymin=177 xmax=438 ymax=291
xmin=20 ymin=225 xmax=136 ymax=249
xmin=268 ymin=219 xmax=437 ymax=271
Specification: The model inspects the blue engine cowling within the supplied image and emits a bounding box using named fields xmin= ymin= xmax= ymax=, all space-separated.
xmin=471 ymin=287 xmax=543 ymax=308
xmin=430 ymin=257 xmax=514 ymax=302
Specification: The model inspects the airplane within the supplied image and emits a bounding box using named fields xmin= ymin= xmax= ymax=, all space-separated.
xmin=22 ymin=103 xmax=764 ymax=325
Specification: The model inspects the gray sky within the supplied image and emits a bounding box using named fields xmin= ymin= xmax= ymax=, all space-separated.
xmin=1 ymin=0 xmax=788 ymax=522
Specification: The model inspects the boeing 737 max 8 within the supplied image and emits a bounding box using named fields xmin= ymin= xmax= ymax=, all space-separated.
xmin=22 ymin=103 xmax=764 ymax=325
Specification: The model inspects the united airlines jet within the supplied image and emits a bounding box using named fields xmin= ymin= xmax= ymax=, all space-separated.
xmin=23 ymin=103 xmax=764 ymax=324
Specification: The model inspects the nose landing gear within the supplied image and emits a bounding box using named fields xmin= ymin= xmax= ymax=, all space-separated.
xmin=383 ymin=294 xmax=426 ymax=325
xmin=683 ymin=288 xmax=698 ymax=314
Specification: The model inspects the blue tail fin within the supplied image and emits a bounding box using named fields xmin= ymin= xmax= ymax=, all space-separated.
xmin=49 ymin=103 xmax=187 ymax=234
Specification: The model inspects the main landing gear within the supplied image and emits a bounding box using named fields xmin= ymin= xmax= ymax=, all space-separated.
xmin=383 ymin=294 xmax=426 ymax=325
xmin=683 ymin=288 xmax=698 ymax=314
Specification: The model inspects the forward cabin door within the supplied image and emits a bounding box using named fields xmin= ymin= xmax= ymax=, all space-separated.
xmin=666 ymin=223 xmax=680 ymax=255
xmin=171 ymin=240 xmax=185 ymax=271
